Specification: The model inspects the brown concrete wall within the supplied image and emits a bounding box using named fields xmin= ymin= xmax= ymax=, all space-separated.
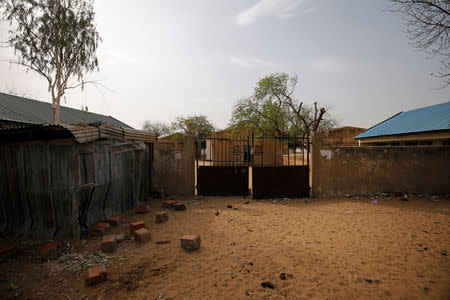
xmin=152 ymin=135 xmax=195 ymax=197
xmin=311 ymin=133 xmax=450 ymax=197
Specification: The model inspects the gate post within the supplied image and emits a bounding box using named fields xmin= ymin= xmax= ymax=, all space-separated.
xmin=310 ymin=132 xmax=323 ymax=198
xmin=184 ymin=135 xmax=195 ymax=197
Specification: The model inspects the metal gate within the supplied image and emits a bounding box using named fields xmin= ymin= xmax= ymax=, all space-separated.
xmin=196 ymin=136 xmax=250 ymax=196
xmin=196 ymin=134 xmax=310 ymax=198
xmin=251 ymin=135 xmax=310 ymax=199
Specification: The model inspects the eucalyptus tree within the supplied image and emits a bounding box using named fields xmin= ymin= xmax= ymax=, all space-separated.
xmin=1 ymin=0 xmax=101 ymax=123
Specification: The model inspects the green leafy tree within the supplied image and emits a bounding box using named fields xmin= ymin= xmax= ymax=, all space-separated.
xmin=1 ymin=0 xmax=101 ymax=123
xmin=171 ymin=114 xmax=216 ymax=140
xmin=142 ymin=121 xmax=172 ymax=136
xmin=230 ymin=73 xmax=337 ymax=138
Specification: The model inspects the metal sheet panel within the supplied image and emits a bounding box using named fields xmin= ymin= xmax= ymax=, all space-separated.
xmin=63 ymin=124 xmax=100 ymax=143
xmin=97 ymin=123 xmax=125 ymax=140
xmin=124 ymin=128 xmax=158 ymax=143
xmin=197 ymin=166 xmax=249 ymax=196
xmin=252 ymin=166 xmax=309 ymax=199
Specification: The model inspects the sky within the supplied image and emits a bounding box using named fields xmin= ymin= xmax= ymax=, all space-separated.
xmin=0 ymin=0 xmax=448 ymax=130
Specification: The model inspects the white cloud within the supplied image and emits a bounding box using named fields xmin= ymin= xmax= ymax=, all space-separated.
xmin=229 ymin=55 xmax=278 ymax=68
xmin=235 ymin=0 xmax=316 ymax=26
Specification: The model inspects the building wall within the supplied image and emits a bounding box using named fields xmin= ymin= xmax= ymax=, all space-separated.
xmin=0 ymin=140 xmax=152 ymax=238
xmin=357 ymin=131 xmax=450 ymax=146
xmin=311 ymin=133 xmax=450 ymax=197
xmin=321 ymin=126 xmax=365 ymax=146
xmin=152 ymin=135 xmax=195 ymax=197
xmin=208 ymin=136 xmax=283 ymax=165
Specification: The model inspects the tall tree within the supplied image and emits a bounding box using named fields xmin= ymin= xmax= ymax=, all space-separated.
xmin=389 ymin=0 xmax=450 ymax=87
xmin=142 ymin=121 xmax=172 ymax=136
xmin=171 ymin=114 xmax=216 ymax=140
xmin=1 ymin=0 xmax=101 ymax=123
xmin=230 ymin=73 xmax=337 ymax=138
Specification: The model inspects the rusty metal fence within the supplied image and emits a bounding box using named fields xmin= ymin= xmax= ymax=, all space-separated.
xmin=195 ymin=134 xmax=310 ymax=198
xmin=251 ymin=135 xmax=310 ymax=199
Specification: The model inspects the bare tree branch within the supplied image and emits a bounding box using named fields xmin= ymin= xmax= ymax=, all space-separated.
xmin=389 ymin=0 xmax=450 ymax=87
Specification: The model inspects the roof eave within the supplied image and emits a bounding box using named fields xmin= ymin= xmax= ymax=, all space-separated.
xmin=355 ymin=128 xmax=450 ymax=140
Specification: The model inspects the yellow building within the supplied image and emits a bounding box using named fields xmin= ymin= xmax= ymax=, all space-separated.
xmin=205 ymin=127 xmax=306 ymax=166
xmin=321 ymin=126 xmax=365 ymax=146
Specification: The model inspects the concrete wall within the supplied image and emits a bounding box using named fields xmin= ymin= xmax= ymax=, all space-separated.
xmin=311 ymin=133 xmax=450 ymax=197
xmin=152 ymin=135 xmax=195 ymax=197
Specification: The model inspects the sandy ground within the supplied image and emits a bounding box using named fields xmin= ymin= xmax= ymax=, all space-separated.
xmin=0 ymin=196 xmax=449 ymax=299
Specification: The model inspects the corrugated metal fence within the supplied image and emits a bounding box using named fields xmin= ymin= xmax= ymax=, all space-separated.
xmin=0 ymin=140 xmax=152 ymax=238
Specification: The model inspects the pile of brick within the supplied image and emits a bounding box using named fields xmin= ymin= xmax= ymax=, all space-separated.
xmin=162 ymin=200 xmax=186 ymax=211
xmin=155 ymin=211 xmax=168 ymax=223
xmin=180 ymin=235 xmax=201 ymax=251
xmin=0 ymin=243 xmax=17 ymax=259
xmin=42 ymin=242 xmax=60 ymax=260
xmin=100 ymin=234 xmax=127 ymax=253
xmin=1 ymin=201 xmax=200 ymax=287
xmin=92 ymin=223 xmax=111 ymax=237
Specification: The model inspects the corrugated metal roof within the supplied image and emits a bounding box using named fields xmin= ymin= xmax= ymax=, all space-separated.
xmin=355 ymin=102 xmax=450 ymax=139
xmin=63 ymin=123 xmax=101 ymax=143
xmin=0 ymin=92 xmax=133 ymax=129
xmin=0 ymin=122 xmax=157 ymax=144
xmin=123 ymin=128 xmax=158 ymax=143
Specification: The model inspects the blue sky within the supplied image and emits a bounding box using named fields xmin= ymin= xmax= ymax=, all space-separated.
xmin=0 ymin=0 xmax=448 ymax=129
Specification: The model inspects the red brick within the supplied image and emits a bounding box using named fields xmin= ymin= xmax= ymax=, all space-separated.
xmin=86 ymin=265 xmax=107 ymax=285
xmin=42 ymin=242 xmax=59 ymax=260
xmin=155 ymin=211 xmax=169 ymax=223
xmin=134 ymin=228 xmax=151 ymax=243
xmin=114 ymin=233 xmax=127 ymax=243
xmin=0 ymin=243 xmax=16 ymax=258
xmin=162 ymin=200 xmax=177 ymax=208
xmin=100 ymin=235 xmax=117 ymax=253
xmin=155 ymin=240 xmax=171 ymax=245
xmin=174 ymin=203 xmax=186 ymax=211
xmin=92 ymin=223 xmax=111 ymax=237
xmin=136 ymin=204 xmax=150 ymax=214
xmin=180 ymin=235 xmax=201 ymax=251
xmin=129 ymin=221 xmax=145 ymax=233
xmin=106 ymin=216 xmax=120 ymax=226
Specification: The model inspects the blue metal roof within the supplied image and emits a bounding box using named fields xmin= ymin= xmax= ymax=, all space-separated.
xmin=355 ymin=101 xmax=450 ymax=139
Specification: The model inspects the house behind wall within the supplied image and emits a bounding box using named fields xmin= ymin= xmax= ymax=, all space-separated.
xmin=207 ymin=128 xmax=285 ymax=166
xmin=311 ymin=132 xmax=450 ymax=197
xmin=0 ymin=123 xmax=156 ymax=238
xmin=321 ymin=126 xmax=365 ymax=146
xmin=354 ymin=101 xmax=450 ymax=146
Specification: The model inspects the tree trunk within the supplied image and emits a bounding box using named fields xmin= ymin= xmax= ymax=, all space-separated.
xmin=52 ymin=96 xmax=61 ymax=124
xmin=55 ymin=103 xmax=60 ymax=124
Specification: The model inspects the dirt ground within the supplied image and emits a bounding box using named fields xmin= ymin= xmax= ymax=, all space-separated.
xmin=0 ymin=196 xmax=449 ymax=299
